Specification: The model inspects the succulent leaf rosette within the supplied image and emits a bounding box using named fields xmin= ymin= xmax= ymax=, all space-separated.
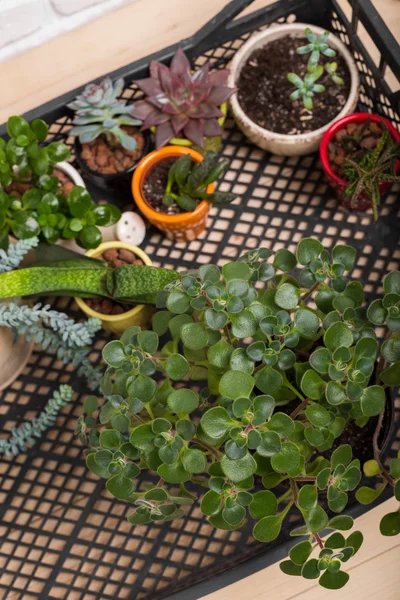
xmin=132 ymin=48 xmax=235 ymax=148
xmin=79 ymin=238 xmax=400 ymax=591
xmin=68 ymin=77 xmax=142 ymax=151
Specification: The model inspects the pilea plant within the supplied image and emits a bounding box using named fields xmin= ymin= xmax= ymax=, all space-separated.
xmin=0 ymin=116 xmax=121 ymax=249
xmin=78 ymin=238 xmax=399 ymax=590
xmin=288 ymin=28 xmax=344 ymax=110
xmin=161 ymin=151 xmax=236 ymax=211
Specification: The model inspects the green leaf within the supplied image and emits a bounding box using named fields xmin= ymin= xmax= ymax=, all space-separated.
xmin=157 ymin=461 xmax=191 ymax=484
xmin=128 ymin=375 xmax=157 ymax=402
xmin=208 ymin=340 xmax=234 ymax=370
xmin=201 ymin=490 xmax=222 ymax=515
xmin=268 ymin=412 xmax=295 ymax=437
xmin=273 ymin=249 xmax=297 ymax=272
xmin=324 ymin=322 xmax=353 ymax=352
xmin=380 ymin=362 xmax=400 ymax=385
xmin=367 ymin=299 xmax=387 ymax=325
xmin=328 ymin=515 xmax=353 ymax=530
xmin=221 ymin=453 xmax=257 ymax=482
xmin=345 ymin=531 xmax=363 ymax=555
xmin=326 ymin=381 xmax=347 ymax=406
xmin=167 ymin=289 xmax=191 ymax=314
xmin=364 ymin=459 xmax=381 ymax=477
xmin=279 ymin=560 xmax=302 ymax=576
xmin=325 ymin=532 xmax=345 ymax=549
xmin=199 ymin=264 xmax=221 ymax=283
xmin=181 ymin=322 xmax=209 ymax=350
xmin=222 ymin=261 xmax=252 ymax=282
xmin=182 ymin=449 xmax=206 ymax=474
xmin=294 ymin=309 xmax=320 ymax=339
xmin=219 ymin=370 xmax=254 ymax=399
xmin=319 ymin=569 xmax=349 ymax=590
xmin=361 ymin=386 xmax=386 ymax=417
xmin=137 ymin=330 xmax=158 ymax=354
xmin=99 ymin=429 xmax=121 ymax=449
xmin=253 ymin=514 xmax=282 ymax=542
xmin=209 ymin=510 xmax=243 ymax=531
xmin=298 ymin=485 xmax=318 ymax=510
xmin=296 ymin=238 xmax=323 ymax=265
xmin=303 ymin=506 xmax=328 ymax=532
xmin=130 ymin=424 xmax=155 ymax=452
xmin=165 ymin=354 xmax=190 ymax=380
xmin=257 ymin=432 xmax=281 ymax=457
xmin=231 ymin=310 xmax=258 ymax=338
xmin=249 ymin=490 xmax=278 ymax=518
xmin=289 ymin=540 xmax=313 ymax=565
xmin=390 ymin=458 xmax=400 ymax=480
xmin=301 ymin=558 xmax=320 ymax=579
xmin=152 ymin=311 xmax=172 ymax=335
xmin=332 ymin=245 xmax=356 ymax=271
xmin=380 ymin=511 xmax=400 ymax=536
xmin=384 ymin=271 xmax=400 ymax=295
xmin=222 ymin=503 xmax=246 ymax=526
xmin=102 ymin=340 xmax=126 ymax=367
xmin=83 ymin=395 xmax=98 ymax=416
xmin=200 ymin=406 xmax=235 ymax=438
xmin=205 ymin=308 xmax=228 ymax=330
xmin=254 ymin=366 xmax=283 ymax=394
xmin=317 ymin=467 xmax=331 ymax=489
xmin=271 ymin=442 xmax=300 ymax=473
xmin=275 ymin=283 xmax=299 ymax=310
xmin=167 ymin=388 xmax=199 ymax=415
xmin=86 ymin=453 xmax=109 ymax=478
xmin=331 ymin=445 xmax=352 ymax=468
xmin=106 ymin=473 xmax=135 ymax=500
xmin=230 ymin=348 xmax=255 ymax=374
xmin=301 ymin=370 xmax=325 ymax=400
xmin=309 ymin=348 xmax=331 ymax=374
xmin=355 ymin=486 xmax=383 ymax=504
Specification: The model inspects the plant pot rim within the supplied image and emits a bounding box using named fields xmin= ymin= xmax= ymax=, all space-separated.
xmin=150 ymin=101 xmax=228 ymax=147
xmin=320 ymin=111 xmax=400 ymax=187
xmin=228 ymin=22 xmax=360 ymax=144
xmin=74 ymin=130 xmax=152 ymax=180
xmin=74 ymin=241 xmax=152 ymax=323
xmin=54 ymin=160 xmax=86 ymax=187
xmin=132 ymin=145 xmax=213 ymax=224
xmin=0 ymin=328 xmax=34 ymax=392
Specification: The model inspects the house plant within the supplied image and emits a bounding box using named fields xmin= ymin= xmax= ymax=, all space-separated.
xmin=75 ymin=238 xmax=399 ymax=591
xmin=75 ymin=241 xmax=156 ymax=335
xmin=68 ymin=77 xmax=151 ymax=200
xmin=228 ymin=24 xmax=359 ymax=156
xmin=320 ymin=113 xmax=400 ymax=218
xmin=132 ymin=48 xmax=235 ymax=151
xmin=132 ymin=146 xmax=235 ymax=242
xmin=0 ymin=116 xmax=121 ymax=250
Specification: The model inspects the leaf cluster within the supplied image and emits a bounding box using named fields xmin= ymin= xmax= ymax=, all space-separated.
xmin=162 ymin=151 xmax=236 ymax=212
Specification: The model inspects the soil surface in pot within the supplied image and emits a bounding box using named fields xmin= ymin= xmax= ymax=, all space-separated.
xmin=5 ymin=167 xmax=75 ymax=198
xmin=80 ymin=126 xmax=145 ymax=175
xmin=143 ymin=157 xmax=197 ymax=215
xmin=237 ymin=35 xmax=351 ymax=135
xmin=328 ymin=118 xmax=383 ymax=178
xmin=85 ymin=248 xmax=143 ymax=315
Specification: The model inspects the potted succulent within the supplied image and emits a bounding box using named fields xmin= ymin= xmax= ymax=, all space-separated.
xmin=320 ymin=113 xmax=400 ymax=219
xmin=74 ymin=238 xmax=399 ymax=591
xmin=68 ymin=77 xmax=151 ymax=200
xmin=132 ymin=146 xmax=236 ymax=242
xmin=228 ymin=24 xmax=359 ymax=156
xmin=0 ymin=116 xmax=120 ymax=251
xmin=75 ymin=241 xmax=156 ymax=335
xmin=132 ymin=48 xmax=235 ymax=151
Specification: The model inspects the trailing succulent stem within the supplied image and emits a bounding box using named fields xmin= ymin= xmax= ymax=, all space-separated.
xmin=78 ymin=238 xmax=399 ymax=591
xmin=287 ymin=28 xmax=343 ymax=110
xmin=162 ymin=151 xmax=236 ymax=211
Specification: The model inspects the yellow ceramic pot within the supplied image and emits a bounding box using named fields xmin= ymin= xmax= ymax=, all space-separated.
xmin=75 ymin=241 xmax=154 ymax=335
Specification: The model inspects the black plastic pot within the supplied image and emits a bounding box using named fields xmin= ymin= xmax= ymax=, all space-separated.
xmin=74 ymin=130 xmax=152 ymax=205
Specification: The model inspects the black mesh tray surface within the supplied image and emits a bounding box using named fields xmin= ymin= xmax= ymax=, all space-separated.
xmin=0 ymin=1 xmax=400 ymax=599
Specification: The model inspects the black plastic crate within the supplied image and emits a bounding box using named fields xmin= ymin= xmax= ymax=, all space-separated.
xmin=0 ymin=1 xmax=399 ymax=599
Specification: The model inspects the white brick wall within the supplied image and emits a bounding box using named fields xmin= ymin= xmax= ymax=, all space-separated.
xmin=0 ymin=0 xmax=135 ymax=63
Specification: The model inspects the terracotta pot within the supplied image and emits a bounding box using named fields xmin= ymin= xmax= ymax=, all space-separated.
xmin=74 ymin=131 xmax=152 ymax=204
xmin=75 ymin=241 xmax=154 ymax=335
xmin=228 ymin=23 xmax=360 ymax=156
xmin=0 ymin=327 xmax=34 ymax=392
xmin=320 ymin=112 xmax=400 ymax=211
xmin=151 ymin=102 xmax=228 ymax=151
xmin=132 ymin=146 xmax=213 ymax=242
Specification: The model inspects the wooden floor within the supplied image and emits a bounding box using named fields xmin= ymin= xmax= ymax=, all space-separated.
xmin=0 ymin=1 xmax=399 ymax=599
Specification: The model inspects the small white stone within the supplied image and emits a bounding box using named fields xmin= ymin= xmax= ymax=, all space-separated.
xmin=116 ymin=211 xmax=146 ymax=246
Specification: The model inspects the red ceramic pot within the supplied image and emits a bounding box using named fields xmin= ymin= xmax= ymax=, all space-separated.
xmin=320 ymin=113 xmax=400 ymax=212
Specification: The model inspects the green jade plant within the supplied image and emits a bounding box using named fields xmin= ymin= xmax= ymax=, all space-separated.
xmin=0 ymin=116 xmax=121 ymax=249
xmin=76 ymin=238 xmax=400 ymax=591
xmin=288 ymin=28 xmax=344 ymax=111
xmin=162 ymin=151 xmax=236 ymax=211
xmin=68 ymin=77 xmax=142 ymax=151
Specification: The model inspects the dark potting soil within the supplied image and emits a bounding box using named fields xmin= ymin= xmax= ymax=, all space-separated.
xmin=143 ymin=158 xmax=185 ymax=215
xmin=328 ymin=119 xmax=383 ymax=178
xmin=85 ymin=248 xmax=143 ymax=315
xmin=237 ymin=35 xmax=351 ymax=135
xmin=80 ymin=125 xmax=145 ymax=175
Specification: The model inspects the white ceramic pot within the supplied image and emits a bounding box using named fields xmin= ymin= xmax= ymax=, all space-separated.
xmin=0 ymin=327 xmax=34 ymax=392
xmin=228 ymin=23 xmax=360 ymax=156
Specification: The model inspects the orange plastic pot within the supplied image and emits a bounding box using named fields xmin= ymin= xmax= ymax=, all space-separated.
xmin=132 ymin=146 xmax=214 ymax=242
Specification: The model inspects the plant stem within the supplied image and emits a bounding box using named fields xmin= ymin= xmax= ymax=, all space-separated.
xmin=193 ymin=437 xmax=221 ymax=461
xmin=314 ymin=532 xmax=324 ymax=549
xmin=290 ymin=479 xmax=298 ymax=505
xmin=276 ymin=489 xmax=292 ymax=504
xmin=145 ymin=404 xmax=155 ymax=420
xmin=290 ymin=398 xmax=310 ymax=419
xmin=293 ymin=476 xmax=317 ymax=482
xmin=285 ymin=380 xmax=306 ymax=402
xmin=298 ymin=281 xmax=320 ymax=304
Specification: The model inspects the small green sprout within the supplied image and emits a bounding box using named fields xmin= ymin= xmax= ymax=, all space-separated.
xmin=287 ymin=67 xmax=325 ymax=111
xmin=325 ymin=62 xmax=345 ymax=86
xmin=296 ymin=29 xmax=337 ymax=72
